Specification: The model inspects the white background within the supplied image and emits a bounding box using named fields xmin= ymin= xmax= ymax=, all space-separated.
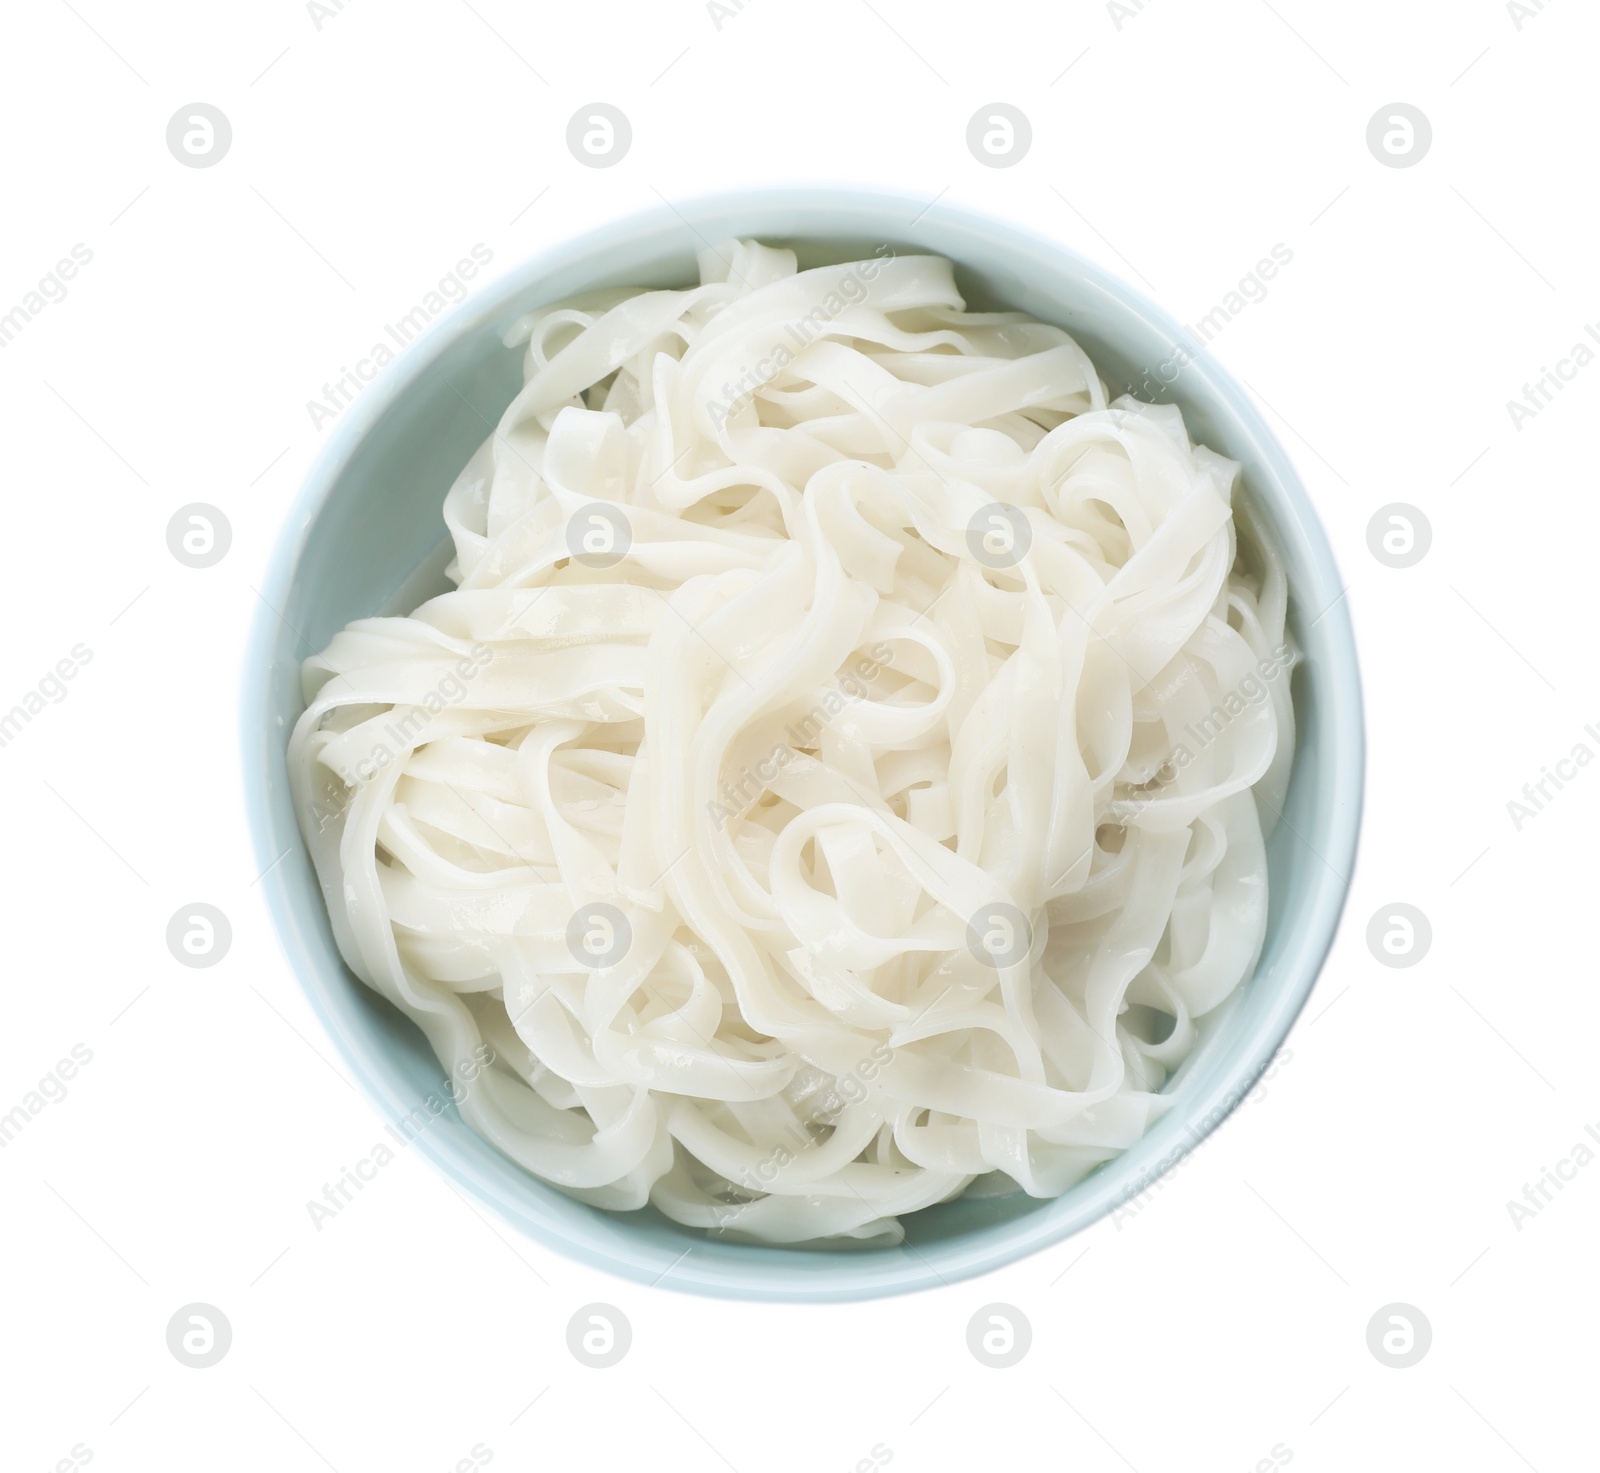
xmin=2 ymin=1 xmax=1595 ymax=1469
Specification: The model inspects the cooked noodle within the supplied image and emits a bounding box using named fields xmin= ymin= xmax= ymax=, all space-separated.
xmin=288 ymin=239 xmax=1296 ymax=1243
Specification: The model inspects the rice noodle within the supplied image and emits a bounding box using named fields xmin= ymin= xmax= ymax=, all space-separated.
xmin=288 ymin=239 xmax=1296 ymax=1244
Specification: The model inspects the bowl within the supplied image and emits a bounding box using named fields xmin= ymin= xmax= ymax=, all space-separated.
xmin=244 ymin=187 xmax=1364 ymax=1301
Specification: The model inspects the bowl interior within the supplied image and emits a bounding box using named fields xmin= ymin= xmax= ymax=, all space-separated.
xmin=246 ymin=190 xmax=1362 ymax=1301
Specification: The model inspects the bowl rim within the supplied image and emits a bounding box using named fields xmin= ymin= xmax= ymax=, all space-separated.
xmin=243 ymin=184 xmax=1365 ymax=1301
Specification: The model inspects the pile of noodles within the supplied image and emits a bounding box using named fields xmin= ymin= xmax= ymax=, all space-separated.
xmin=288 ymin=239 xmax=1295 ymax=1243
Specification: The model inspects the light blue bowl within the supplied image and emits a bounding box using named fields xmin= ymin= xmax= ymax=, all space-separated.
xmin=244 ymin=188 xmax=1363 ymax=1301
